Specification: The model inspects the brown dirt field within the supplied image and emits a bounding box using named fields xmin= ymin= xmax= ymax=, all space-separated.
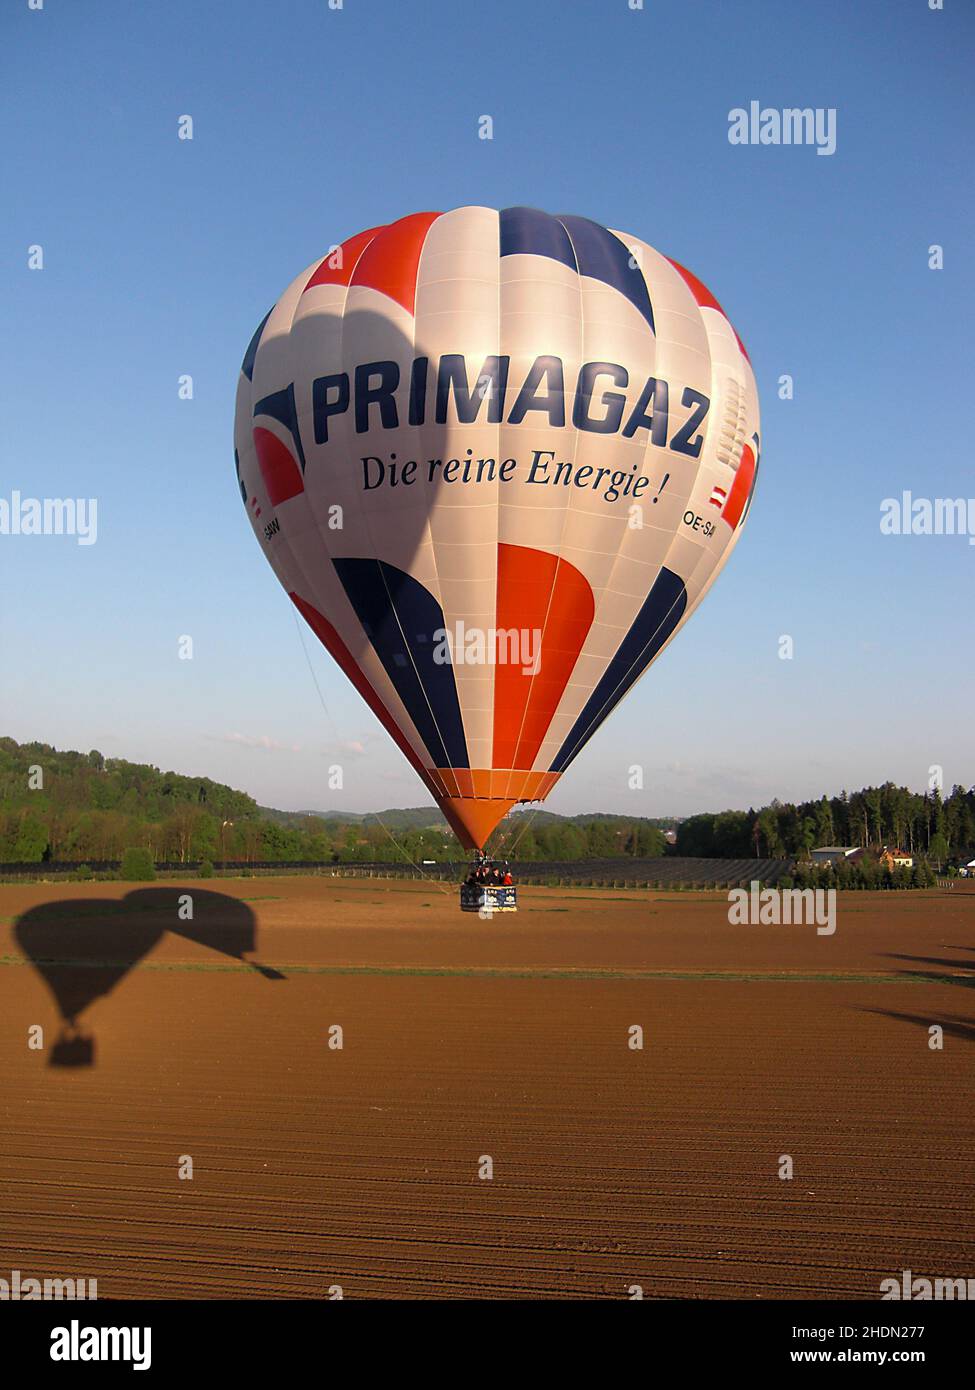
xmin=1 ymin=876 xmax=973 ymax=1299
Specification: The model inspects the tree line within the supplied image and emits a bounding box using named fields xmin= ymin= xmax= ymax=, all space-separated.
xmin=675 ymin=782 xmax=973 ymax=866
xmin=0 ymin=738 xmax=667 ymax=865
xmin=2 ymin=739 xmax=970 ymax=869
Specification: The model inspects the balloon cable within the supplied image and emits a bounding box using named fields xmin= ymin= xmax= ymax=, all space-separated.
xmin=497 ymin=804 xmax=543 ymax=860
xmin=291 ymin=607 xmax=451 ymax=896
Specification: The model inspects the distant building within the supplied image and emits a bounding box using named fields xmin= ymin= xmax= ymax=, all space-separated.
xmin=957 ymin=857 xmax=975 ymax=878
xmin=879 ymin=847 xmax=914 ymax=869
xmin=810 ymin=846 xmax=859 ymax=865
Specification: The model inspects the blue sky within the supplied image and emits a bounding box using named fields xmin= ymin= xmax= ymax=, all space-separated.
xmin=2 ymin=0 xmax=972 ymax=817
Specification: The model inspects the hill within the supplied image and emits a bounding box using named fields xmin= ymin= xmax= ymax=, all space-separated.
xmin=262 ymin=804 xmax=678 ymax=832
xmin=2 ymin=736 xmax=969 ymax=869
xmin=0 ymin=737 xmax=670 ymax=864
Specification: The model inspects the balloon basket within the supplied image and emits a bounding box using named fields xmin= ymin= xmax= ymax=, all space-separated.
xmin=459 ymin=884 xmax=518 ymax=914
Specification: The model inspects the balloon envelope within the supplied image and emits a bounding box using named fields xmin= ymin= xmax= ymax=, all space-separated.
xmin=234 ymin=207 xmax=760 ymax=849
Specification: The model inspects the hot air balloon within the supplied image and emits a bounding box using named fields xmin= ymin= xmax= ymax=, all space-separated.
xmin=233 ymin=207 xmax=760 ymax=860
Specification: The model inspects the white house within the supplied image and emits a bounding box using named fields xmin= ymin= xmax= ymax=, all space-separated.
xmin=879 ymin=847 xmax=914 ymax=870
xmin=810 ymin=846 xmax=859 ymax=865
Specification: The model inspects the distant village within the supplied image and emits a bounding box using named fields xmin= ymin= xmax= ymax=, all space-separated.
xmin=808 ymin=845 xmax=975 ymax=875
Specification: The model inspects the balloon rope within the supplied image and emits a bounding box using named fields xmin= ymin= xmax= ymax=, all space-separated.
xmin=292 ymin=605 xmax=334 ymax=724
xmin=291 ymin=608 xmax=451 ymax=896
xmin=363 ymin=815 xmax=453 ymax=896
xmin=498 ymin=805 xmax=544 ymax=860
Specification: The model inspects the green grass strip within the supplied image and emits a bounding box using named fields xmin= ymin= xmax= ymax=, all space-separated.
xmin=0 ymin=955 xmax=965 ymax=984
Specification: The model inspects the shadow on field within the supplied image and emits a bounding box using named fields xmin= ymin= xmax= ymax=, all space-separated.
xmin=13 ymin=887 xmax=284 ymax=1067
xmin=862 ymin=1008 xmax=975 ymax=1044
xmin=881 ymin=951 xmax=975 ymax=988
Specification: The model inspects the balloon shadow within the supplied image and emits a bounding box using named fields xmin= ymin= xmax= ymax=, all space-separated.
xmin=138 ymin=887 xmax=287 ymax=981
xmin=13 ymin=887 xmax=284 ymax=1067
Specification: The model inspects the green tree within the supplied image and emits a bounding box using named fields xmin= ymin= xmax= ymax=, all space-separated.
xmin=814 ymin=795 xmax=834 ymax=845
xmin=121 ymin=847 xmax=155 ymax=881
xmin=928 ymin=832 xmax=948 ymax=868
xmin=14 ymin=813 xmax=48 ymax=862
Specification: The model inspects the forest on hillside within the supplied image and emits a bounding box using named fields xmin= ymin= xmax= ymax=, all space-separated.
xmin=0 ymin=738 xmax=667 ymax=864
xmin=1 ymin=738 xmax=970 ymax=868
